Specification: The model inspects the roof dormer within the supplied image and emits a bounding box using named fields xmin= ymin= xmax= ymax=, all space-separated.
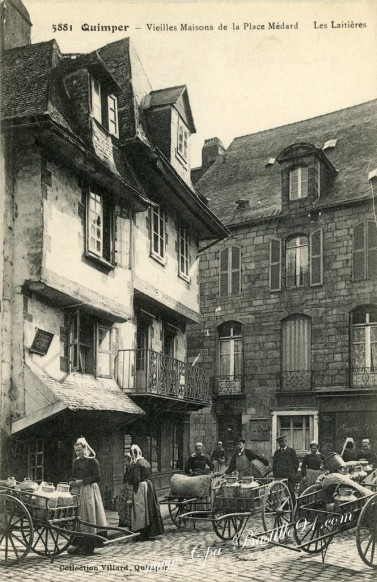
xmin=143 ymin=85 xmax=196 ymax=185
xmin=276 ymin=142 xmax=337 ymax=213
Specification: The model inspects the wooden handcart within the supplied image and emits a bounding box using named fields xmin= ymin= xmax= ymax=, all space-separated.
xmin=0 ymin=483 xmax=138 ymax=566
xmin=162 ymin=476 xmax=294 ymax=541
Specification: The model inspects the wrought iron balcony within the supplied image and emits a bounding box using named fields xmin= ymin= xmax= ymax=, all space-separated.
xmin=351 ymin=368 xmax=377 ymax=389
xmin=116 ymin=349 xmax=210 ymax=406
xmin=279 ymin=370 xmax=312 ymax=392
xmin=212 ymin=375 xmax=244 ymax=396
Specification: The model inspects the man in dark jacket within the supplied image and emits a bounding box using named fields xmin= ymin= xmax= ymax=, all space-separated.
xmin=272 ymin=435 xmax=299 ymax=499
xmin=225 ymin=439 xmax=269 ymax=479
xmin=185 ymin=442 xmax=214 ymax=476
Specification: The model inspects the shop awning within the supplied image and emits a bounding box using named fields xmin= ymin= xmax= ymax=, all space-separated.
xmin=11 ymin=359 xmax=145 ymax=434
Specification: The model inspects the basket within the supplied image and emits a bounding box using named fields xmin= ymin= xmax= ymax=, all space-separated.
xmin=250 ymin=459 xmax=273 ymax=478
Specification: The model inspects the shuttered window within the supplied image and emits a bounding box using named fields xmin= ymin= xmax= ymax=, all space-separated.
xmin=310 ymin=228 xmax=323 ymax=286
xmin=286 ymin=236 xmax=309 ymax=288
xmin=353 ymin=221 xmax=377 ymax=281
xmin=219 ymin=246 xmax=241 ymax=297
xmin=269 ymin=239 xmax=281 ymax=291
xmin=282 ymin=315 xmax=311 ymax=371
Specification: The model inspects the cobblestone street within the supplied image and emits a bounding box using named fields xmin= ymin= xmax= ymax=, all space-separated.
xmin=2 ymin=512 xmax=376 ymax=582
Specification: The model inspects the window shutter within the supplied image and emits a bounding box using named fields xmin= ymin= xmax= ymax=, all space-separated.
xmin=353 ymin=222 xmax=366 ymax=281
xmin=219 ymin=248 xmax=229 ymax=297
xmin=310 ymin=228 xmax=323 ymax=286
xmin=269 ymin=239 xmax=281 ymax=291
xmin=367 ymin=220 xmax=377 ymax=279
xmin=231 ymin=246 xmax=241 ymax=295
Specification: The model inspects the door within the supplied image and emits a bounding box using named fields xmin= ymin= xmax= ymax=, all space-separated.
xmin=218 ymin=414 xmax=242 ymax=460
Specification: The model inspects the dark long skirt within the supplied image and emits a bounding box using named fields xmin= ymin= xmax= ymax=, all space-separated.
xmin=146 ymin=481 xmax=164 ymax=537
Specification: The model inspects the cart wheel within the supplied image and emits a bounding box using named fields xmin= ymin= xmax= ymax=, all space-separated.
xmin=0 ymin=493 xmax=34 ymax=566
xmin=168 ymin=499 xmax=190 ymax=528
xmin=262 ymin=480 xmax=293 ymax=535
xmin=292 ymin=501 xmax=334 ymax=554
xmin=212 ymin=510 xmax=245 ymax=541
xmin=299 ymin=484 xmax=323 ymax=497
xmin=356 ymin=493 xmax=377 ymax=569
xmin=31 ymin=525 xmax=74 ymax=557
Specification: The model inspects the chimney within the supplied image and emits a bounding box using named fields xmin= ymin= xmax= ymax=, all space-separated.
xmin=202 ymin=137 xmax=225 ymax=170
xmin=1 ymin=0 xmax=32 ymax=53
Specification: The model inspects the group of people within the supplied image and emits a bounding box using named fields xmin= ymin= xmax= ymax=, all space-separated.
xmin=67 ymin=437 xmax=164 ymax=556
xmin=67 ymin=433 xmax=375 ymax=555
xmin=341 ymin=438 xmax=377 ymax=464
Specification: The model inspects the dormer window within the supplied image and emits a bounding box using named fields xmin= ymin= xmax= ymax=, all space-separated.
xmin=289 ymin=166 xmax=308 ymax=200
xmin=90 ymin=77 xmax=119 ymax=137
xmin=177 ymin=118 xmax=188 ymax=161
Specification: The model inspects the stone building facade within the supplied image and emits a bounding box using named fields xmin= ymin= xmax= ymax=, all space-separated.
xmin=189 ymin=100 xmax=377 ymax=461
xmin=0 ymin=0 xmax=227 ymax=502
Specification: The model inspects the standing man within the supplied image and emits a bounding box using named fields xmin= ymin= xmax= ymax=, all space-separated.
xmin=225 ymin=438 xmax=269 ymax=480
xmin=300 ymin=441 xmax=324 ymax=488
xmin=272 ymin=435 xmax=299 ymax=500
xmin=185 ymin=442 xmax=214 ymax=476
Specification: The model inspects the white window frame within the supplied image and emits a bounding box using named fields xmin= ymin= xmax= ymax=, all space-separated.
xmin=218 ymin=322 xmax=242 ymax=378
xmin=177 ymin=118 xmax=188 ymax=162
xmin=271 ymin=410 xmax=318 ymax=454
xmin=91 ymin=77 xmax=102 ymax=124
xmin=88 ymin=190 xmax=104 ymax=258
xmin=150 ymin=206 xmax=166 ymax=263
xmin=286 ymin=236 xmax=309 ymax=288
xmin=107 ymin=94 xmax=119 ymax=137
xmin=352 ymin=310 xmax=377 ymax=370
xmin=69 ymin=310 xmax=113 ymax=377
xmin=178 ymin=224 xmax=190 ymax=280
xmin=289 ymin=166 xmax=308 ymax=200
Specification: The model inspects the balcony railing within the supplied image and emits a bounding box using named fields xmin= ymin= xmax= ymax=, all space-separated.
xmin=116 ymin=349 xmax=210 ymax=405
xmin=212 ymin=375 xmax=244 ymax=396
xmin=279 ymin=370 xmax=312 ymax=392
xmin=351 ymin=368 xmax=377 ymax=388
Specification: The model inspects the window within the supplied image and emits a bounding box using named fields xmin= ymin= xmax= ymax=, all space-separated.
xmin=91 ymin=77 xmax=102 ymax=124
xmin=90 ymin=77 xmax=119 ymax=137
xmin=178 ymin=224 xmax=190 ymax=279
xmin=219 ymin=246 xmax=241 ymax=297
xmin=151 ymin=206 xmax=166 ymax=262
xmin=177 ymin=119 xmax=188 ymax=161
xmin=87 ymin=189 xmax=114 ymax=264
xmin=132 ymin=424 xmax=160 ymax=473
xmin=28 ymin=439 xmax=44 ymax=481
xmin=64 ymin=310 xmax=113 ymax=377
xmin=278 ymin=415 xmax=312 ymax=451
xmin=289 ymin=166 xmax=308 ymax=200
xmin=352 ymin=308 xmax=377 ymax=372
xmin=353 ymin=221 xmax=377 ymax=281
xmin=217 ymin=321 xmax=243 ymax=394
xmin=286 ymin=236 xmax=309 ymax=287
xmin=163 ymin=324 xmax=177 ymax=358
xmin=270 ymin=229 xmax=323 ymax=290
xmin=282 ymin=315 xmax=311 ymax=390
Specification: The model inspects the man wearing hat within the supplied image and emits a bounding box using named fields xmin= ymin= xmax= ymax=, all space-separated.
xmin=211 ymin=441 xmax=228 ymax=474
xmin=300 ymin=441 xmax=324 ymax=488
xmin=184 ymin=442 xmax=214 ymax=476
xmin=225 ymin=439 xmax=269 ymax=480
xmin=272 ymin=435 xmax=299 ymax=499
xmin=357 ymin=439 xmax=377 ymax=466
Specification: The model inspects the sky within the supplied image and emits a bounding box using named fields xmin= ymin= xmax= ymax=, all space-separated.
xmin=25 ymin=0 xmax=377 ymax=167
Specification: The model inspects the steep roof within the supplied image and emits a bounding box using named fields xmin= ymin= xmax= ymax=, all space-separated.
xmin=145 ymin=85 xmax=196 ymax=132
xmin=197 ymin=99 xmax=377 ymax=226
xmin=26 ymin=359 xmax=145 ymax=416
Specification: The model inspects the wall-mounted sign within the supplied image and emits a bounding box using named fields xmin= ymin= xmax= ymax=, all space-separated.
xmin=30 ymin=329 xmax=54 ymax=355
xmin=250 ymin=418 xmax=270 ymax=441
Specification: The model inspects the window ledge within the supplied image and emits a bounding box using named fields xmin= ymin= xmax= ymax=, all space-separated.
xmin=150 ymin=252 xmax=166 ymax=267
xmin=178 ymin=272 xmax=190 ymax=284
xmin=85 ymin=251 xmax=115 ymax=271
xmin=175 ymin=151 xmax=188 ymax=168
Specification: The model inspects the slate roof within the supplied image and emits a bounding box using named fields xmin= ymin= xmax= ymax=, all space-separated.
xmin=197 ymin=99 xmax=377 ymax=226
xmin=148 ymin=85 xmax=187 ymax=107
xmin=26 ymin=359 xmax=145 ymax=416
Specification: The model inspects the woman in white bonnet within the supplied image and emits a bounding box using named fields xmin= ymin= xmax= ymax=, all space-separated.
xmin=68 ymin=437 xmax=107 ymax=555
